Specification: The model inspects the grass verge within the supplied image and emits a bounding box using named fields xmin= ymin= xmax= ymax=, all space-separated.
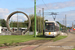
xmin=72 ymin=49 xmax=75 ymax=50
xmin=52 ymin=35 xmax=67 ymax=42
xmin=0 ymin=34 xmax=67 ymax=46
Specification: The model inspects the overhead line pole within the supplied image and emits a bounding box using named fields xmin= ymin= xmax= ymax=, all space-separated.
xmin=42 ymin=8 xmax=44 ymax=35
xmin=37 ymin=14 xmax=39 ymax=33
xmin=34 ymin=0 xmax=36 ymax=37
xmin=65 ymin=15 xmax=67 ymax=32
xmin=72 ymin=22 xmax=73 ymax=29
xmin=38 ymin=10 xmax=41 ymax=33
xmin=17 ymin=13 xmax=19 ymax=30
xmin=39 ymin=10 xmax=41 ymax=34
xmin=63 ymin=18 xmax=64 ymax=25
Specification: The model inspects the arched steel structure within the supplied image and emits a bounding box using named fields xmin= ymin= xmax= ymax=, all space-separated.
xmin=6 ymin=11 xmax=31 ymax=35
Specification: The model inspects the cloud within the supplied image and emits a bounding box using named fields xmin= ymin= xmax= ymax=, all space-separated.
xmin=19 ymin=19 xmax=23 ymax=22
xmin=44 ymin=9 xmax=75 ymax=27
xmin=59 ymin=10 xmax=75 ymax=18
xmin=10 ymin=15 xmax=28 ymax=22
xmin=0 ymin=8 xmax=9 ymax=20
xmin=55 ymin=10 xmax=75 ymax=27
xmin=0 ymin=8 xmax=9 ymax=14
xmin=0 ymin=8 xmax=28 ymax=22
xmin=17 ymin=0 xmax=75 ymax=13
xmin=0 ymin=0 xmax=75 ymax=27
xmin=67 ymin=24 xmax=70 ymax=26
xmin=42 ymin=0 xmax=75 ymax=10
xmin=0 ymin=8 xmax=74 ymax=27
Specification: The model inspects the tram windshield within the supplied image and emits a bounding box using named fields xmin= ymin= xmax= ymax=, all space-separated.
xmin=45 ymin=23 xmax=55 ymax=32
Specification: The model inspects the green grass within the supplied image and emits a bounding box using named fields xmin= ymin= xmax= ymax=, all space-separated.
xmin=53 ymin=35 xmax=67 ymax=41
xmin=72 ymin=49 xmax=75 ymax=50
xmin=0 ymin=34 xmax=67 ymax=46
xmin=0 ymin=35 xmax=46 ymax=44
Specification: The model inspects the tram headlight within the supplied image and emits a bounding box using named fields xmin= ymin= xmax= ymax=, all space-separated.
xmin=45 ymin=33 xmax=47 ymax=34
xmin=52 ymin=33 xmax=54 ymax=34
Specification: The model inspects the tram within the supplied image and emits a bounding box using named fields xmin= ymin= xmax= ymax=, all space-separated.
xmin=44 ymin=21 xmax=60 ymax=37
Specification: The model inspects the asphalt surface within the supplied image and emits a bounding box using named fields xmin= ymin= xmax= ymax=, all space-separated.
xmin=0 ymin=32 xmax=75 ymax=50
xmin=34 ymin=32 xmax=75 ymax=50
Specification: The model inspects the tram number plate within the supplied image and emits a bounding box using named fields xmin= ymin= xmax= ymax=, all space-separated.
xmin=49 ymin=32 xmax=51 ymax=35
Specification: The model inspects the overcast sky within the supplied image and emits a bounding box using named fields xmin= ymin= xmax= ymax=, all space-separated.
xmin=0 ymin=0 xmax=75 ymax=27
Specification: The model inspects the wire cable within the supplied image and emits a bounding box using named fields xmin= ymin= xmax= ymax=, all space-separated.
xmin=42 ymin=0 xmax=49 ymax=10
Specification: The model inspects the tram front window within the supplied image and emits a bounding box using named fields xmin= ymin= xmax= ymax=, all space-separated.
xmin=45 ymin=23 xmax=55 ymax=32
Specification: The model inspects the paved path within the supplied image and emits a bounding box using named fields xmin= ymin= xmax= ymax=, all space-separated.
xmin=0 ymin=33 xmax=75 ymax=50
xmin=0 ymin=45 xmax=38 ymax=50
xmin=34 ymin=33 xmax=75 ymax=50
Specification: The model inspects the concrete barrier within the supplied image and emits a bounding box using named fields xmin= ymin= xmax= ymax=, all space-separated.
xmin=0 ymin=26 xmax=2 ymax=33
xmin=60 ymin=31 xmax=68 ymax=36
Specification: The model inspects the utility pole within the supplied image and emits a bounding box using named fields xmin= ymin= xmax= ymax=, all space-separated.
xmin=17 ymin=13 xmax=19 ymax=31
xmin=38 ymin=10 xmax=41 ymax=33
xmin=42 ymin=8 xmax=44 ymax=35
xmin=39 ymin=10 xmax=41 ymax=34
xmin=72 ymin=22 xmax=73 ymax=29
xmin=34 ymin=0 xmax=36 ymax=37
xmin=37 ymin=12 xmax=39 ymax=33
xmin=65 ymin=15 xmax=67 ymax=32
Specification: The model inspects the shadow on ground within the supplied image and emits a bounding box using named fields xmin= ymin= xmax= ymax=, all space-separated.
xmin=36 ymin=35 xmax=55 ymax=38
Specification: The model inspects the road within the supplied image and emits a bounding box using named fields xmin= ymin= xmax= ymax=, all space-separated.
xmin=34 ymin=32 xmax=75 ymax=50
xmin=0 ymin=32 xmax=75 ymax=50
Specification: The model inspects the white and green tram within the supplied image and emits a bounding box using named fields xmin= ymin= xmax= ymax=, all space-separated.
xmin=44 ymin=21 xmax=60 ymax=37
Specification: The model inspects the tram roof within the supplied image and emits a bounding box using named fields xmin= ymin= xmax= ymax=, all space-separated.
xmin=45 ymin=21 xmax=59 ymax=26
xmin=45 ymin=21 xmax=56 ymax=23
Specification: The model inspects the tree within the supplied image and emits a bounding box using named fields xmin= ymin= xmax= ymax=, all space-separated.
xmin=56 ymin=21 xmax=67 ymax=31
xmin=0 ymin=19 xmax=6 ymax=27
xmin=24 ymin=15 xmax=43 ymax=32
xmin=10 ymin=21 xmax=27 ymax=28
xmin=45 ymin=20 xmax=48 ymax=21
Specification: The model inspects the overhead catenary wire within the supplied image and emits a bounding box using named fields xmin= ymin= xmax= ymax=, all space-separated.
xmin=36 ymin=0 xmax=57 ymax=20
xmin=42 ymin=0 xmax=48 ymax=8
xmin=36 ymin=0 xmax=52 ymax=14
xmin=36 ymin=6 xmax=42 ymax=9
xmin=36 ymin=0 xmax=50 ymax=12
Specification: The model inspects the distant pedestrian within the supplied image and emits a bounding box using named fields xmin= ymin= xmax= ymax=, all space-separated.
xmin=69 ymin=29 xmax=70 ymax=32
xmin=13 ymin=28 xmax=14 ymax=32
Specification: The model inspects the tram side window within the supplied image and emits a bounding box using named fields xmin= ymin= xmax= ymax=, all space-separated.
xmin=1 ymin=29 xmax=3 ymax=31
xmin=55 ymin=26 xmax=59 ymax=31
